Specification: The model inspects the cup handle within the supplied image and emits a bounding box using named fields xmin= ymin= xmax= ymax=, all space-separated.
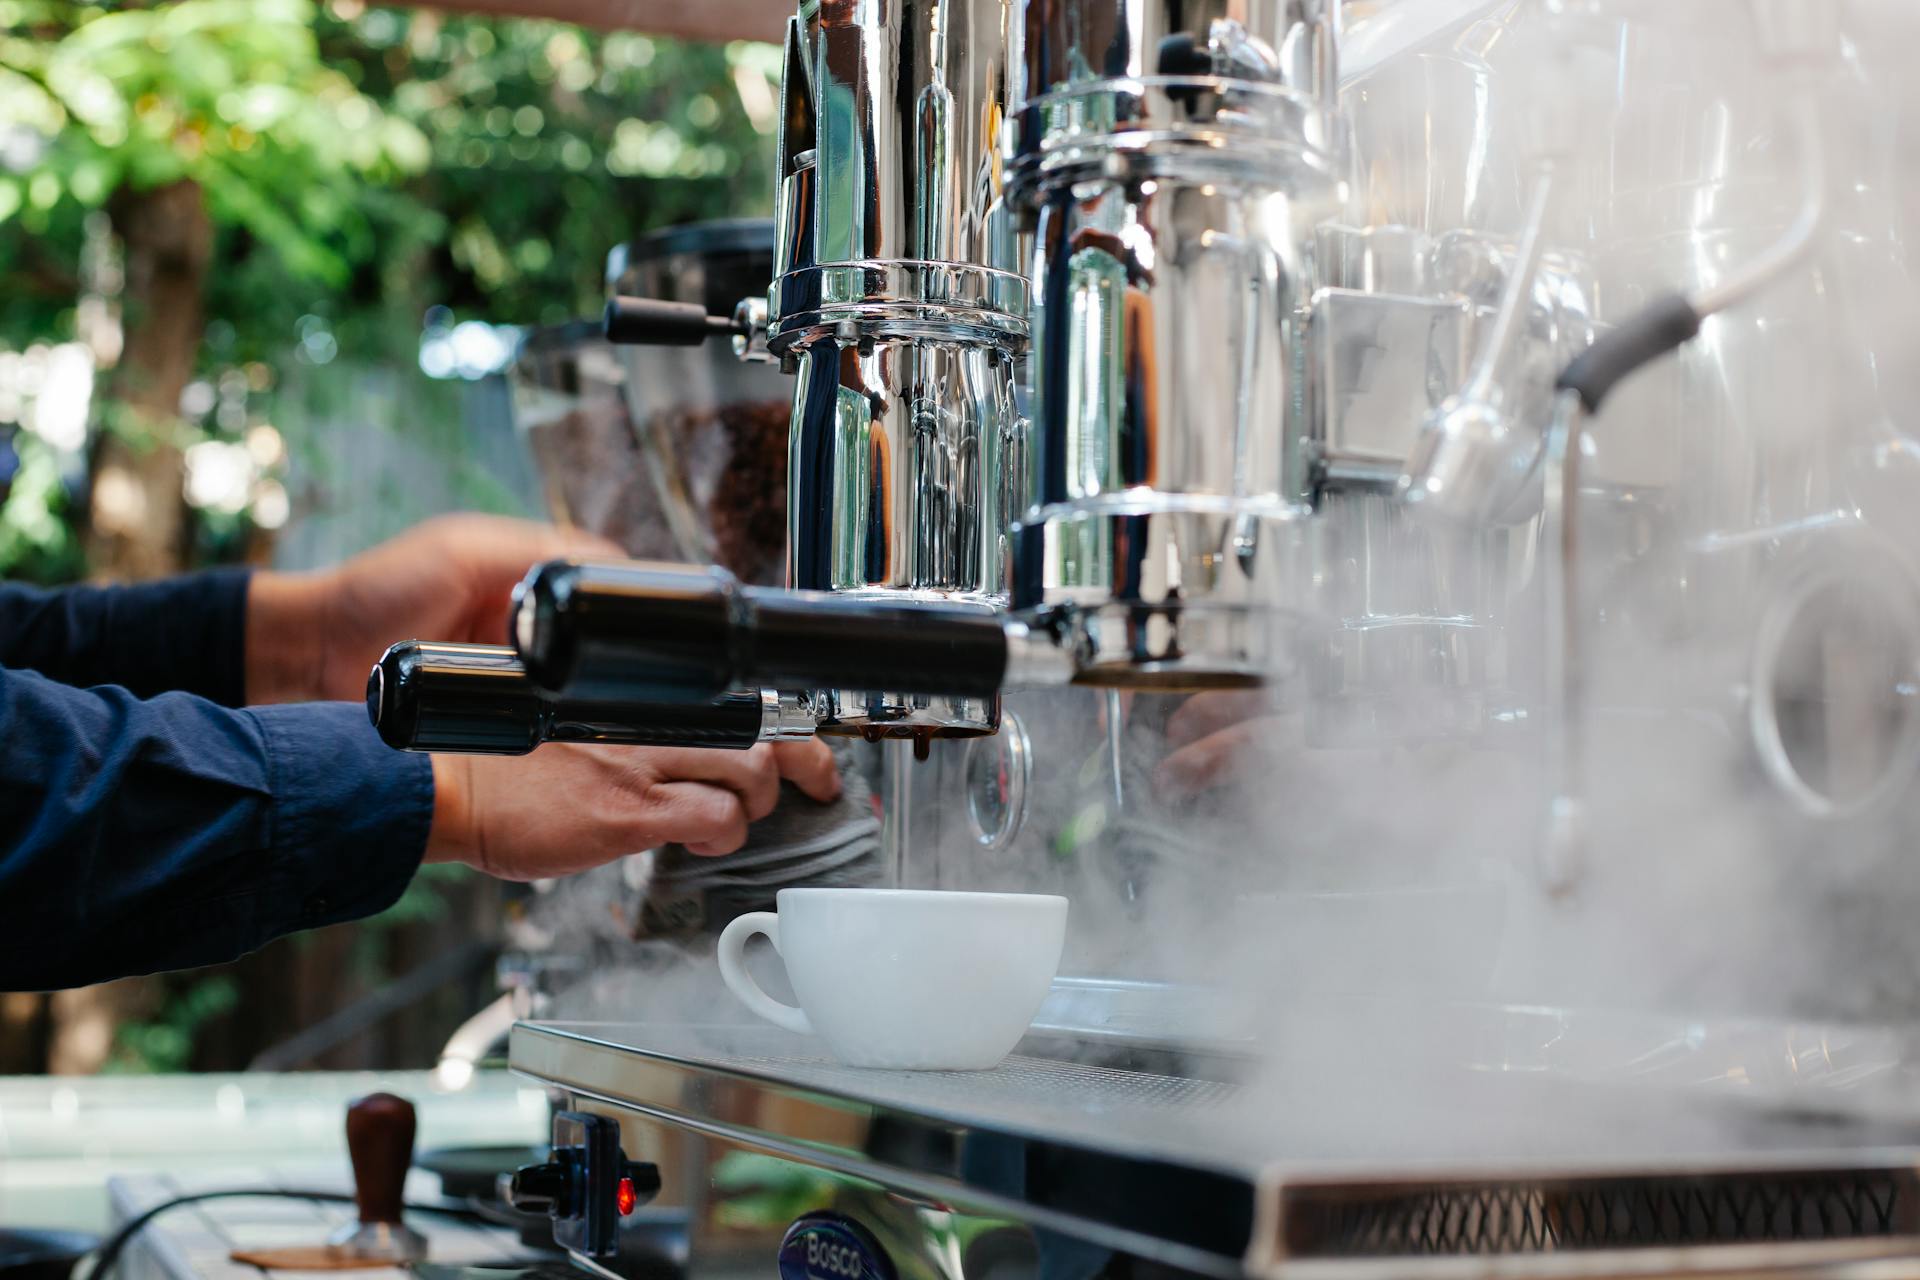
xmin=716 ymin=911 xmax=813 ymax=1035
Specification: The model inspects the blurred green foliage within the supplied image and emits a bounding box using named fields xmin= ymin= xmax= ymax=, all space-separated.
xmin=0 ymin=0 xmax=778 ymax=1069
xmin=1 ymin=0 xmax=775 ymax=348
xmin=0 ymin=0 xmax=429 ymax=342
xmin=0 ymin=0 xmax=777 ymax=566
xmin=103 ymin=973 xmax=239 ymax=1073
xmin=0 ymin=433 xmax=80 ymax=579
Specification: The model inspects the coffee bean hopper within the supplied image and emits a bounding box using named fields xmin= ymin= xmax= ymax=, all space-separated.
xmin=377 ymin=2 xmax=1920 ymax=1279
xmin=399 ymin=218 xmax=836 ymax=1036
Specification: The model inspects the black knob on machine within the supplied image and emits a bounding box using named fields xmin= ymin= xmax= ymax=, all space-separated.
xmin=368 ymin=640 xmax=783 ymax=754
xmin=603 ymin=295 xmax=741 ymax=346
xmin=505 ymin=1159 xmax=573 ymax=1215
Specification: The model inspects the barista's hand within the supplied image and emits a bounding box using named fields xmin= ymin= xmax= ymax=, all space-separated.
xmin=247 ymin=514 xmax=620 ymax=704
xmin=427 ymin=738 xmax=844 ymax=878
xmin=1153 ymin=689 xmax=1292 ymax=800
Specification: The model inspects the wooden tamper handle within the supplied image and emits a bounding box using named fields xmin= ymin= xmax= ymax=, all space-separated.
xmin=346 ymin=1093 xmax=415 ymax=1225
xmin=328 ymin=1092 xmax=427 ymax=1261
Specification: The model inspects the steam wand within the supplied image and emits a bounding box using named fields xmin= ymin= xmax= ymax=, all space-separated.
xmin=1539 ymin=88 xmax=1826 ymax=897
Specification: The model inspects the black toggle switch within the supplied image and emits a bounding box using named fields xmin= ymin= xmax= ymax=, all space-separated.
xmin=519 ymin=1112 xmax=661 ymax=1258
xmin=505 ymin=1159 xmax=574 ymax=1216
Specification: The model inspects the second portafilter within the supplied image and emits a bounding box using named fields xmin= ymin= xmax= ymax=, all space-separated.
xmin=510 ymin=560 xmax=1077 ymax=727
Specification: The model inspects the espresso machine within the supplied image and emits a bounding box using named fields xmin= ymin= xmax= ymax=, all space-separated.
xmin=370 ymin=1 xmax=1920 ymax=1276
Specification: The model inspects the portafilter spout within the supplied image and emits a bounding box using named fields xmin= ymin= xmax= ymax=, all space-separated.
xmin=511 ymin=560 xmax=1076 ymax=707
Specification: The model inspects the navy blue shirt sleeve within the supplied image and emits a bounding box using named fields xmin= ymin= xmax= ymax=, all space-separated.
xmin=0 ymin=667 xmax=434 ymax=991
xmin=0 ymin=569 xmax=250 ymax=705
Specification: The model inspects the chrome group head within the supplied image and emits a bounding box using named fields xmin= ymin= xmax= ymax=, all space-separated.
xmin=757 ymin=0 xmax=1029 ymax=737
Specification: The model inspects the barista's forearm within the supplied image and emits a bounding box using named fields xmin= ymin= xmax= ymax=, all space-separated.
xmin=0 ymin=569 xmax=250 ymax=705
xmin=0 ymin=667 xmax=432 ymax=991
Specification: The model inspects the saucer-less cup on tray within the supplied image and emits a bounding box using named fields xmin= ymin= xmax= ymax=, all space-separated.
xmin=717 ymin=888 xmax=1069 ymax=1070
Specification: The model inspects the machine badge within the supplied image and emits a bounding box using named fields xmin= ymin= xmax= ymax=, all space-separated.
xmin=778 ymin=1212 xmax=895 ymax=1280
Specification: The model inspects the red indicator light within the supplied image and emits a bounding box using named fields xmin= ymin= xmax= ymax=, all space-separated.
xmin=616 ymin=1175 xmax=638 ymax=1216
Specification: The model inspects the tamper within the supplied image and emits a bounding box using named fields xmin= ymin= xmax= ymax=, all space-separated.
xmin=327 ymin=1092 xmax=429 ymax=1262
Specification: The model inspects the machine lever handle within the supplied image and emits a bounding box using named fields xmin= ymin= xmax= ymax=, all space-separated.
xmin=603 ymin=295 xmax=740 ymax=346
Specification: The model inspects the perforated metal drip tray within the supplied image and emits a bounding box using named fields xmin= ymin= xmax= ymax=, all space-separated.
xmin=511 ymin=1020 xmax=1920 ymax=1278
xmin=1280 ymin=1167 xmax=1920 ymax=1259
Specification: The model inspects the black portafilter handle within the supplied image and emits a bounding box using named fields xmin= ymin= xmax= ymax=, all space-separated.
xmin=512 ymin=560 xmax=1012 ymax=702
xmin=367 ymin=640 xmax=776 ymax=754
xmin=603 ymin=295 xmax=742 ymax=346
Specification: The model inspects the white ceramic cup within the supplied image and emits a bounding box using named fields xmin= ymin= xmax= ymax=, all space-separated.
xmin=716 ymin=888 xmax=1069 ymax=1070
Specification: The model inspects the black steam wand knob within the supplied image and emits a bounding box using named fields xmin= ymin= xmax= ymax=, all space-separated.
xmin=603 ymin=295 xmax=745 ymax=346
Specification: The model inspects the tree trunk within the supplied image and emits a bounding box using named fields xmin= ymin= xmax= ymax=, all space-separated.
xmin=0 ymin=993 xmax=51 ymax=1073
xmin=84 ymin=178 xmax=211 ymax=581
xmin=50 ymin=181 xmax=212 ymax=1073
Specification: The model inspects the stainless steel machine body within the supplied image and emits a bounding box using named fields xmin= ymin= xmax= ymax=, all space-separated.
xmin=1006 ymin=1 xmax=1345 ymax=687
xmin=477 ymin=2 xmax=1920 ymax=1275
xmin=511 ymin=1016 xmax=1920 ymax=1280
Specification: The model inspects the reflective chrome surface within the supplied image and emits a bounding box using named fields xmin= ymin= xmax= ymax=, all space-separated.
xmin=994 ymin=0 xmax=1357 ymax=689
xmin=1306 ymin=492 xmax=1510 ymax=747
xmin=515 ymin=1017 xmax=1920 ymax=1280
xmin=1010 ymin=77 xmax=1337 ymax=196
xmin=1010 ymin=153 xmax=1338 ymax=684
xmin=808 ymin=686 xmax=1002 ymax=741
xmin=1399 ymin=167 xmax=1559 ymax=525
xmin=1310 ymin=224 xmax=1599 ymax=507
xmin=1013 ymin=0 xmax=1341 ymax=130
xmin=1742 ymin=527 xmax=1920 ymax=822
xmin=1303 ymin=281 xmax=1472 ymax=495
xmin=804 ymin=0 xmax=1019 ymax=280
xmin=786 ymin=335 xmax=1020 ymax=599
xmin=511 ymin=11 xmax=1920 ymax=1279
xmin=771 ymin=262 xmax=1029 ymax=352
xmin=965 ymin=706 xmax=1032 ymax=849
xmin=758 ymin=688 xmax=820 ymax=740
xmin=762 ymin=0 xmax=1030 ymax=734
